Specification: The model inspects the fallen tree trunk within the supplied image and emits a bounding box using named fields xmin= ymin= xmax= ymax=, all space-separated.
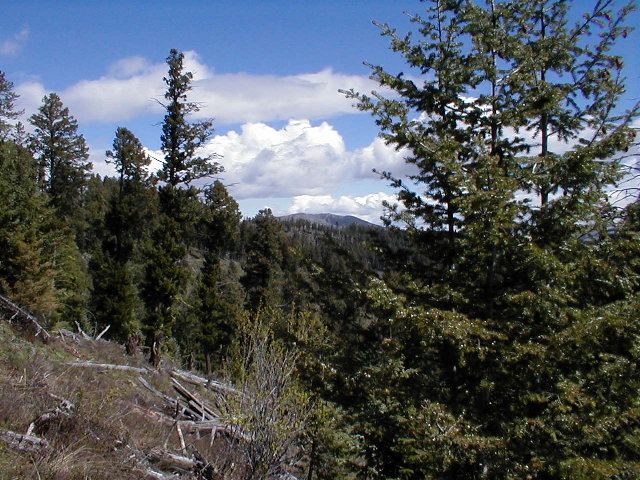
xmin=0 ymin=294 xmax=50 ymax=340
xmin=138 ymin=467 xmax=179 ymax=480
xmin=0 ymin=428 xmax=51 ymax=455
xmin=65 ymin=361 xmax=152 ymax=374
xmin=147 ymin=447 xmax=219 ymax=480
xmin=128 ymin=402 xmax=249 ymax=441
xmin=148 ymin=447 xmax=198 ymax=471
xmin=171 ymin=377 xmax=220 ymax=420
xmin=170 ymin=369 xmax=239 ymax=396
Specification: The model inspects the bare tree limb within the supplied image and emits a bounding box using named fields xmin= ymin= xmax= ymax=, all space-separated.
xmin=95 ymin=324 xmax=110 ymax=341
xmin=0 ymin=294 xmax=50 ymax=340
xmin=75 ymin=321 xmax=90 ymax=339
xmin=65 ymin=361 xmax=153 ymax=374
xmin=170 ymin=369 xmax=240 ymax=396
xmin=0 ymin=428 xmax=52 ymax=455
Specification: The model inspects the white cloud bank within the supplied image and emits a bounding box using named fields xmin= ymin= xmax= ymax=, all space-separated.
xmin=200 ymin=119 xmax=413 ymax=200
xmin=15 ymin=51 xmax=381 ymax=126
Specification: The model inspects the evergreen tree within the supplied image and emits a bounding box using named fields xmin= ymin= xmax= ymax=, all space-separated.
xmin=343 ymin=1 xmax=639 ymax=477
xmin=143 ymin=49 xmax=222 ymax=366
xmin=0 ymin=76 xmax=88 ymax=327
xmin=29 ymin=93 xmax=92 ymax=233
xmin=194 ymin=180 xmax=242 ymax=363
xmin=0 ymin=140 xmax=57 ymax=319
xmin=242 ymin=209 xmax=285 ymax=311
xmin=90 ymin=128 xmax=153 ymax=348
xmin=0 ymin=71 xmax=22 ymax=140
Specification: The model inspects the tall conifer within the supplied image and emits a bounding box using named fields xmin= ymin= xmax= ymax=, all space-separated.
xmin=143 ymin=49 xmax=221 ymax=366
xmin=344 ymin=0 xmax=639 ymax=477
xmin=90 ymin=128 xmax=152 ymax=347
xmin=29 ymin=93 xmax=92 ymax=242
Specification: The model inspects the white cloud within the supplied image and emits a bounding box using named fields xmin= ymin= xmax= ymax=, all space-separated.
xmin=14 ymin=81 xmax=47 ymax=120
xmin=193 ymin=68 xmax=378 ymax=124
xmin=14 ymin=50 xmax=380 ymax=125
xmin=289 ymin=192 xmax=398 ymax=224
xmin=0 ymin=28 xmax=29 ymax=56
xmin=197 ymin=119 xmax=411 ymax=200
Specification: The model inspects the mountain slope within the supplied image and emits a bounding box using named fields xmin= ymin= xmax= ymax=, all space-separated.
xmin=278 ymin=212 xmax=379 ymax=228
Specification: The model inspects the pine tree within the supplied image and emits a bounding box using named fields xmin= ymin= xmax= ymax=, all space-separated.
xmin=0 ymin=76 xmax=87 ymax=327
xmin=195 ymin=180 xmax=242 ymax=363
xmin=90 ymin=128 xmax=153 ymax=347
xmin=143 ymin=49 xmax=222 ymax=366
xmin=0 ymin=140 xmax=58 ymax=319
xmin=29 ymin=93 xmax=92 ymax=233
xmin=0 ymin=71 xmax=22 ymax=141
xmin=242 ymin=209 xmax=285 ymax=311
xmin=343 ymin=1 xmax=639 ymax=477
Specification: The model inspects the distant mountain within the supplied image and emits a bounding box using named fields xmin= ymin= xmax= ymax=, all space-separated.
xmin=278 ymin=213 xmax=380 ymax=229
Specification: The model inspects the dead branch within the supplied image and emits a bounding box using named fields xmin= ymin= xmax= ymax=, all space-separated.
xmin=147 ymin=447 xmax=219 ymax=479
xmin=57 ymin=328 xmax=80 ymax=339
xmin=128 ymin=404 xmax=232 ymax=434
xmin=147 ymin=447 xmax=198 ymax=471
xmin=138 ymin=467 xmax=180 ymax=480
xmin=0 ymin=294 xmax=50 ymax=340
xmin=31 ymin=395 xmax=75 ymax=433
xmin=171 ymin=377 xmax=220 ymax=420
xmin=65 ymin=361 xmax=152 ymax=374
xmin=130 ymin=391 xmax=251 ymax=442
xmin=95 ymin=324 xmax=110 ymax=340
xmin=0 ymin=428 xmax=52 ymax=455
xmin=74 ymin=321 xmax=91 ymax=339
xmin=138 ymin=376 xmax=176 ymax=405
xmin=170 ymin=369 xmax=239 ymax=396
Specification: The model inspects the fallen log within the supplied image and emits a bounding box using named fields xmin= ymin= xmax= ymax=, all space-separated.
xmin=128 ymin=403 xmax=250 ymax=441
xmin=170 ymin=369 xmax=239 ymax=396
xmin=0 ymin=294 xmax=50 ymax=340
xmin=65 ymin=361 xmax=152 ymax=374
xmin=147 ymin=447 xmax=198 ymax=471
xmin=0 ymin=428 xmax=51 ymax=455
xmin=138 ymin=467 xmax=180 ymax=480
xmin=171 ymin=378 xmax=219 ymax=420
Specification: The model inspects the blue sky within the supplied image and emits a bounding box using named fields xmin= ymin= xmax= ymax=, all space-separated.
xmin=2 ymin=1 xmax=639 ymax=223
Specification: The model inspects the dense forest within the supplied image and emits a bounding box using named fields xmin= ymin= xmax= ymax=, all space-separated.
xmin=1 ymin=0 xmax=640 ymax=478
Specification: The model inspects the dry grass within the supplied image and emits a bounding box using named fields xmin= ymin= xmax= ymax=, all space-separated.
xmin=0 ymin=322 xmax=192 ymax=479
xmin=0 ymin=310 xmax=314 ymax=480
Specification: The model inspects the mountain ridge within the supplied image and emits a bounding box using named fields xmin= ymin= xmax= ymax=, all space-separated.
xmin=277 ymin=212 xmax=380 ymax=229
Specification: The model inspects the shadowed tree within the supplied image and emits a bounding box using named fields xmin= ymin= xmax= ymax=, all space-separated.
xmin=90 ymin=127 xmax=153 ymax=350
xmin=196 ymin=180 xmax=242 ymax=362
xmin=242 ymin=209 xmax=285 ymax=311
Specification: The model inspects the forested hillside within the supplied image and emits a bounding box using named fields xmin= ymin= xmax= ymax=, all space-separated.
xmin=1 ymin=0 xmax=640 ymax=478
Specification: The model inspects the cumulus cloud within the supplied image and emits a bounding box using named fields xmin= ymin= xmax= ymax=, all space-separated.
xmin=193 ymin=68 xmax=379 ymax=124
xmin=289 ymin=192 xmax=398 ymax=224
xmin=196 ymin=119 xmax=412 ymax=200
xmin=14 ymin=50 xmax=380 ymax=125
xmin=14 ymin=81 xmax=47 ymax=119
xmin=0 ymin=28 xmax=29 ymax=56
